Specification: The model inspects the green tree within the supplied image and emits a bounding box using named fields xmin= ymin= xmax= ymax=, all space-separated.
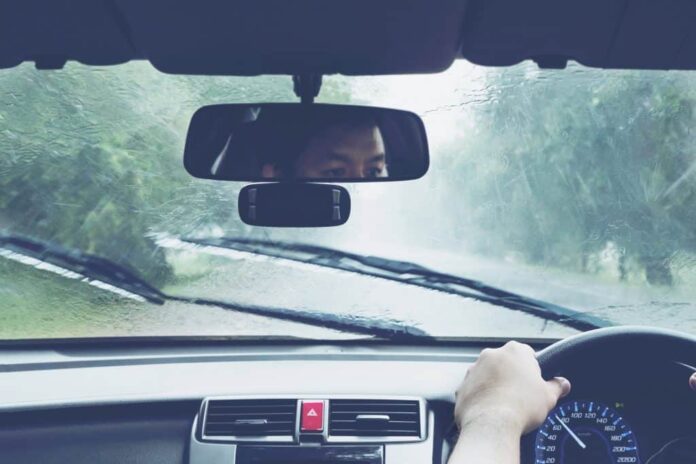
xmin=443 ymin=65 xmax=696 ymax=285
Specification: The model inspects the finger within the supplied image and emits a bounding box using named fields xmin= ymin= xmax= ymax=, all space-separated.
xmin=690 ymin=373 xmax=696 ymax=391
xmin=546 ymin=376 xmax=572 ymax=400
xmin=518 ymin=342 xmax=536 ymax=355
xmin=506 ymin=341 xmax=534 ymax=355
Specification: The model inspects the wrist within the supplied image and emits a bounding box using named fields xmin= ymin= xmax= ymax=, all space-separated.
xmin=458 ymin=406 xmax=525 ymax=438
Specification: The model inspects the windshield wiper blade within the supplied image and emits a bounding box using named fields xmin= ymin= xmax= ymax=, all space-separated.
xmin=167 ymin=295 xmax=428 ymax=340
xmin=176 ymin=236 xmax=610 ymax=332
xmin=0 ymin=233 xmax=428 ymax=340
xmin=0 ymin=233 xmax=166 ymax=303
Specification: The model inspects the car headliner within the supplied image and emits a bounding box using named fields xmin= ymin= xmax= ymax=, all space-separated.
xmin=2 ymin=0 xmax=695 ymax=75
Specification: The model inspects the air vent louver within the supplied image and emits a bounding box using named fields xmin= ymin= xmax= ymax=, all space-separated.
xmin=329 ymin=399 xmax=421 ymax=437
xmin=203 ymin=399 xmax=297 ymax=437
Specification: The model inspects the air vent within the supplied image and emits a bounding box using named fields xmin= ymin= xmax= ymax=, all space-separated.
xmin=203 ymin=399 xmax=297 ymax=439
xmin=329 ymin=399 xmax=422 ymax=438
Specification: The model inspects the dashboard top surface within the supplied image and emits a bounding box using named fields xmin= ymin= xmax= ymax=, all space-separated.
xmin=0 ymin=342 xmax=488 ymax=411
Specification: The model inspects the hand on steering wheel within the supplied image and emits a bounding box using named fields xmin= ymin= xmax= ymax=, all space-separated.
xmin=454 ymin=341 xmax=570 ymax=436
xmin=448 ymin=341 xmax=570 ymax=464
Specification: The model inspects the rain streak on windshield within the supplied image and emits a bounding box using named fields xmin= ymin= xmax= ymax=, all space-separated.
xmin=1 ymin=61 xmax=695 ymax=340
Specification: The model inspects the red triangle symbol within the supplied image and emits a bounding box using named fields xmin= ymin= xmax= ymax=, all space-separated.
xmin=307 ymin=408 xmax=318 ymax=417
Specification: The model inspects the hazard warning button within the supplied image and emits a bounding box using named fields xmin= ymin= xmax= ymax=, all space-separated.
xmin=300 ymin=400 xmax=324 ymax=432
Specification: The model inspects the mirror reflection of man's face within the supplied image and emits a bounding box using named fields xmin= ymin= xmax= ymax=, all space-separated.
xmin=294 ymin=123 xmax=388 ymax=179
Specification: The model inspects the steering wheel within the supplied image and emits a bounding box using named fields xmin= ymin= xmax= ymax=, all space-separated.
xmin=531 ymin=326 xmax=696 ymax=464
xmin=537 ymin=325 xmax=696 ymax=378
xmin=445 ymin=327 xmax=696 ymax=464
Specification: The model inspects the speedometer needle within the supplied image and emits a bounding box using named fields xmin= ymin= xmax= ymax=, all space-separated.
xmin=554 ymin=414 xmax=587 ymax=449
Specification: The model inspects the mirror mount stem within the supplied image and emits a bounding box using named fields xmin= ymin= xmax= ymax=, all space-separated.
xmin=293 ymin=74 xmax=323 ymax=104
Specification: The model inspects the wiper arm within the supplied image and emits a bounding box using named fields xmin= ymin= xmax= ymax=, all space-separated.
xmin=0 ymin=234 xmax=165 ymax=303
xmin=175 ymin=236 xmax=610 ymax=332
xmin=0 ymin=233 xmax=427 ymax=340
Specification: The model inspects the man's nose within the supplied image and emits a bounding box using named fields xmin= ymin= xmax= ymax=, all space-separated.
xmin=348 ymin=165 xmax=365 ymax=178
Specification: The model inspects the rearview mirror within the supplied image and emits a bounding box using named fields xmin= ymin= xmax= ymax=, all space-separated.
xmin=184 ymin=103 xmax=429 ymax=182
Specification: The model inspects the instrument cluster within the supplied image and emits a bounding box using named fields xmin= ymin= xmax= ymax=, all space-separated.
xmin=524 ymin=361 xmax=696 ymax=464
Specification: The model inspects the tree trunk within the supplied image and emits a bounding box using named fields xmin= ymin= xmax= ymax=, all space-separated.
xmin=643 ymin=257 xmax=673 ymax=286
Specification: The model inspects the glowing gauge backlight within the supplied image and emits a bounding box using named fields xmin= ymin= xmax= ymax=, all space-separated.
xmin=535 ymin=400 xmax=640 ymax=464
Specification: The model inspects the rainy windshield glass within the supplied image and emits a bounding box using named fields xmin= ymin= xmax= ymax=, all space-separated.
xmin=2 ymin=61 xmax=696 ymax=340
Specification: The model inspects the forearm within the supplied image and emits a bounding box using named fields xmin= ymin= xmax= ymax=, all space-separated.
xmin=447 ymin=419 xmax=521 ymax=464
xmin=448 ymin=342 xmax=570 ymax=463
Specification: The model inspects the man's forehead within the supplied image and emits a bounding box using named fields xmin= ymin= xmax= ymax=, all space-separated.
xmin=317 ymin=124 xmax=384 ymax=151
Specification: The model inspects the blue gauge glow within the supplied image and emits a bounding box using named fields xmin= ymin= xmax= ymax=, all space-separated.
xmin=535 ymin=400 xmax=640 ymax=464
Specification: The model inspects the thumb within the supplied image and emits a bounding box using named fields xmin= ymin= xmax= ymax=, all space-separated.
xmin=546 ymin=376 xmax=572 ymax=402
xmin=689 ymin=373 xmax=696 ymax=391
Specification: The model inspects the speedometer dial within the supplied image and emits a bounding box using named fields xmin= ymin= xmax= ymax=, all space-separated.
xmin=535 ymin=400 xmax=640 ymax=464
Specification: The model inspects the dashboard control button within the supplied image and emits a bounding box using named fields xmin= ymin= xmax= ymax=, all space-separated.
xmin=301 ymin=400 xmax=324 ymax=432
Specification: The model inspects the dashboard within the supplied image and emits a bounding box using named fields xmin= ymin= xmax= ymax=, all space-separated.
xmin=0 ymin=338 xmax=694 ymax=463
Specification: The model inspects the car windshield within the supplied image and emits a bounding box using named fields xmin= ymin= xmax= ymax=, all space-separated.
xmin=2 ymin=61 xmax=695 ymax=340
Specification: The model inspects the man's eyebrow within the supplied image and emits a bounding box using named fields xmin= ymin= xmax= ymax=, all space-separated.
xmin=324 ymin=152 xmax=352 ymax=163
xmin=323 ymin=152 xmax=386 ymax=164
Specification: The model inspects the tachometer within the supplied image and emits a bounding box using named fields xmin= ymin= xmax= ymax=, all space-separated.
xmin=535 ymin=400 xmax=640 ymax=464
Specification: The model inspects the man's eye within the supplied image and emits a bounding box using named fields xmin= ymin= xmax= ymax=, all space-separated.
xmin=365 ymin=166 xmax=384 ymax=178
xmin=322 ymin=168 xmax=347 ymax=178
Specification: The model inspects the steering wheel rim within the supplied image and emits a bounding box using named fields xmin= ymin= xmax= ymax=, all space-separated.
xmin=537 ymin=325 xmax=696 ymax=378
